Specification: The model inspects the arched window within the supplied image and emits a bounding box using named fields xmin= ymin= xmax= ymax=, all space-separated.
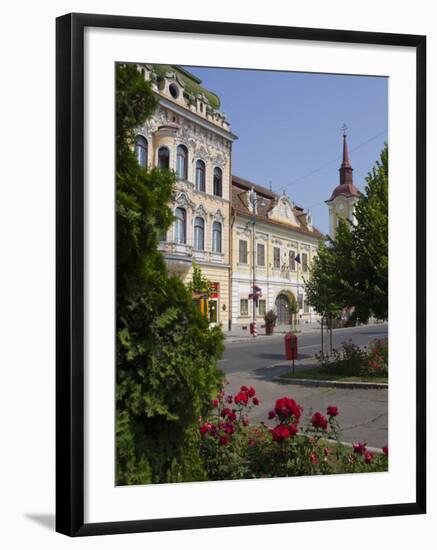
xmin=213 ymin=167 xmax=223 ymax=197
xmin=194 ymin=217 xmax=205 ymax=250
xmin=176 ymin=144 xmax=188 ymax=180
xmin=135 ymin=135 xmax=148 ymax=168
xmin=158 ymin=146 xmax=170 ymax=170
xmin=212 ymin=221 xmax=222 ymax=253
xmin=195 ymin=159 xmax=206 ymax=192
xmin=174 ymin=207 xmax=186 ymax=244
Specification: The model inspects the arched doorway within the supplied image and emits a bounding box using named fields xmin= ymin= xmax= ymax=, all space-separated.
xmin=275 ymin=293 xmax=291 ymax=325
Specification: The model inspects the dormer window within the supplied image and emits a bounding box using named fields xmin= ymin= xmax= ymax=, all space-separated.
xmin=169 ymin=83 xmax=179 ymax=99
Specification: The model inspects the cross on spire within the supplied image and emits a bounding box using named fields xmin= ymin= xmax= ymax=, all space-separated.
xmin=339 ymin=125 xmax=353 ymax=184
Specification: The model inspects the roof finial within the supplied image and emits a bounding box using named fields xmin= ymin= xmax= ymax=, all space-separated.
xmin=341 ymin=125 xmax=351 ymax=169
xmin=339 ymin=125 xmax=353 ymax=184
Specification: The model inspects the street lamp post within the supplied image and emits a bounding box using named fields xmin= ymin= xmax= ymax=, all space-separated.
xmin=249 ymin=188 xmax=266 ymax=338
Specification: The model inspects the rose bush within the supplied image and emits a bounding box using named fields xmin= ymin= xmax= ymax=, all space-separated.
xmin=199 ymin=384 xmax=388 ymax=480
xmin=316 ymin=338 xmax=388 ymax=379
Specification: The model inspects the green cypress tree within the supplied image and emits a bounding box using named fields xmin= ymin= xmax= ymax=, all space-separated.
xmin=115 ymin=64 xmax=224 ymax=485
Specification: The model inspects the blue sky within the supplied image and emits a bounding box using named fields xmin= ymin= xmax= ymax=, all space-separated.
xmin=183 ymin=66 xmax=388 ymax=235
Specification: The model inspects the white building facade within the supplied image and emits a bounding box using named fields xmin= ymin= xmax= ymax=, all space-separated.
xmin=231 ymin=176 xmax=323 ymax=328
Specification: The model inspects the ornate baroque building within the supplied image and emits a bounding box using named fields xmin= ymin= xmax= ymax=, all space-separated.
xmin=133 ymin=63 xmax=329 ymax=331
xmin=135 ymin=64 xmax=238 ymax=328
xmin=231 ymin=176 xmax=324 ymax=327
xmin=325 ymin=131 xmax=360 ymax=237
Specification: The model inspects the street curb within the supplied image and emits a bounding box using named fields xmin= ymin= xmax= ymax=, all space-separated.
xmin=273 ymin=375 xmax=388 ymax=390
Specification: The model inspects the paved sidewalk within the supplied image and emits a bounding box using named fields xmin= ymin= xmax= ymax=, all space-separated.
xmin=225 ymin=322 xmax=321 ymax=342
xmin=224 ymin=320 xmax=388 ymax=343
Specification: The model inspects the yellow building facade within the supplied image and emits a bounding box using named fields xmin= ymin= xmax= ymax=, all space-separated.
xmin=135 ymin=64 xmax=237 ymax=329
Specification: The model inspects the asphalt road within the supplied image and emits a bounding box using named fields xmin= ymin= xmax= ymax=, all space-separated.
xmin=220 ymin=323 xmax=388 ymax=374
xmin=219 ymin=323 xmax=388 ymax=448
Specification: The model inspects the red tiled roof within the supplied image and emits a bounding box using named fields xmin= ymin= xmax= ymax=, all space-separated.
xmin=232 ymin=175 xmax=324 ymax=239
xmin=327 ymin=182 xmax=360 ymax=201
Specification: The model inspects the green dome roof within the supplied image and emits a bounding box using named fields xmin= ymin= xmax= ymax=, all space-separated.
xmin=151 ymin=64 xmax=221 ymax=110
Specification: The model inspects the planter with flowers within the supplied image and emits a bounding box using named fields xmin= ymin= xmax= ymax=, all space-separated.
xmin=264 ymin=309 xmax=277 ymax=335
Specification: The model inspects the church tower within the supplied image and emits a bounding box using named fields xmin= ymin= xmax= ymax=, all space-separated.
xmin=325 ymin=128 xmax=360 ymax=238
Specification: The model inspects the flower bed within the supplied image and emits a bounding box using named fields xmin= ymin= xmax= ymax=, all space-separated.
xmin=315 ymin=338 xmax=388 ymax=380
xmin=199 ymin=385 xmax=388 ymax=480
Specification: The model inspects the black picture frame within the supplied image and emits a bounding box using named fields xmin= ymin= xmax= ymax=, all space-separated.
xmin=56 ymin=12 xmax=426 ymax=537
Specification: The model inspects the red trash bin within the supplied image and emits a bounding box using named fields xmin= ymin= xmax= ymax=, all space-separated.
xmin=284 ymin=333 xmax=298 ymax=360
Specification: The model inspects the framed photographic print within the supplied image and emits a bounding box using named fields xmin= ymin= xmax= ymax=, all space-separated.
xmin=56 ymin=12 xmax=426 ymax=536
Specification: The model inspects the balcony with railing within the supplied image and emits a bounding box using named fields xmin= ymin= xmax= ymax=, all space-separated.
xmin=158 ymin=241 xmax=193 ymax=273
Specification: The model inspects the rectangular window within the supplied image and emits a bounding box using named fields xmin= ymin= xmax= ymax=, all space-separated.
xmin=239 ymin=240 xmax=248 ymax=264
xmin=240 ymin=299 xmax=249 ymax=316
xmin=257 ymin=243 xmax=265 ymax=266
xmin=273 ymin=247 xmax=280 ymax=268
xmin=302 ymin=252 xmax=309 ymax=272
xmin=289 ymin=250 xmax=296 ymax=271
xmin=258 ymin=299 xmax=266 ymax=317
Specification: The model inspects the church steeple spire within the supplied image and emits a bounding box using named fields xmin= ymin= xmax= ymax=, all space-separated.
xmin=325 ymin=125 xmax=360 ymax=238
xmin=339 ymin=126 xmax=353 ymax=185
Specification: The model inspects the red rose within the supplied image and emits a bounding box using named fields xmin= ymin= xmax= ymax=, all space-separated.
xmin=268 ymin=410 xmax=277 ymax=419
xmin=211 ymin=399 xmax=219 ymax=408
xmin=271 ymin=424 xmax=290 ymax=442
xmin=227 ymin=411 xmax=237 ymax=422
xmin=221 ymin=407 xmax=231 ymax=418
xmin=219 ymin=436 xmax=230 ymax=446
xmin=271 ymin=423 xmax=297 ymax=442
xmin=288 ymin=424 xmax=298 ymax=437
xmin=310 ymin=451 xmax=318 ymax=465
xmin=247 ymin=386 xmax=256 ymax=397
xmin=327 ymin=406 xmax=339 ymax=417
xmin=274 ymin=397 xmax=302 ymax=421
xmin=223 ymin=423 xmax=235 ymax=434
xmin=311 ymin=412 xmax=328 ymax=431
xmin=323 ymin=447 xmax=330 ymax=457
xmin=200 ymin=422 xmax=212 ymax=435
xmin=235 ymin=391 xmax=249 ymax=405
xmin=382 ymin=444 xmax=388 ymax=456
xmin=240 ymin=385 xmax=249 ymax=393
xmin=364 ymin=451 xmax=374 ymax=464
xmin=253 ymin=397 xmax=260 ymax=406
xmin=242 ymin=416 xmax=249 ymax=426
xmin=353 ymin=442 xmax=367 ymax=455
xmin=225 ymin=395 xmax=233 ymax=403
xmin=248 ymin=439 xmax=256 ymax=447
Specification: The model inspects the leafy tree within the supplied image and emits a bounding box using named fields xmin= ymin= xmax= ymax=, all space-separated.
xmin=187 ymin=264 xmax=214 ymax=298
xmin=305 ymin=144 xmax=388 ymax=322
xmin=116 ymin=64 xmax=224 ymax=485
xmin=352 ymin=144 xmax=388 ymax=320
